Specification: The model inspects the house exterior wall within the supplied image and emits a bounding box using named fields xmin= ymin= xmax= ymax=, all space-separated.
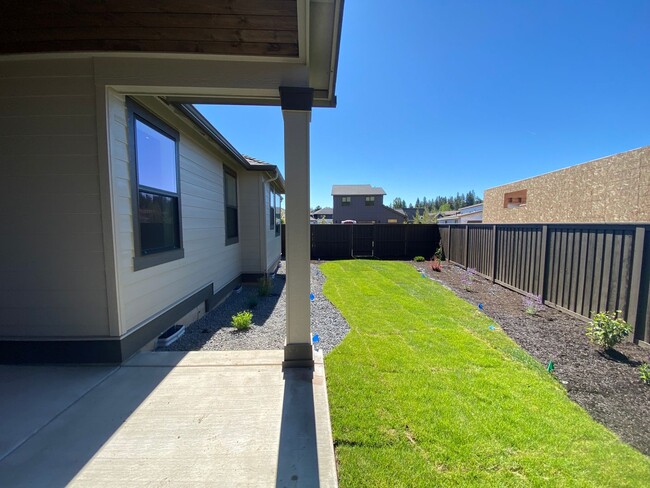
xmin=108 ymin=93 xmax=243 ymax=335
xmin=483 ymin=146 xmax=650 ymax=223
xmin=239 ymin=173 xmax=263 ymax=275
xmin=0 ymin=58 xmax=110 ymax=338
xmin=333 ymin=195 xmax=404 ymax=223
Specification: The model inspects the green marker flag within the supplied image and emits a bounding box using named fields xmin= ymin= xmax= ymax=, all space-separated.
xmin=547 ymin=361 xmax=555 ymax=373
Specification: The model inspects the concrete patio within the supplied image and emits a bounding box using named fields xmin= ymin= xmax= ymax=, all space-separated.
xmin=0 ymin=350 xmax=337 ymax=487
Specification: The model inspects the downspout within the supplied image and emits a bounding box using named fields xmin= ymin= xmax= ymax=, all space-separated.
xmin=261 ymin=170 xmax=280 ymax=275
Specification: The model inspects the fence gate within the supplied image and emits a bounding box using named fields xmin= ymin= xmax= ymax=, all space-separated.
xmin=352 ymin=225 xmax=374 ymax=257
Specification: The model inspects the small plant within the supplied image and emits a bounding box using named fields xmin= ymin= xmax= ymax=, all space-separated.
xmin=248 ymin=297 xmax=258 ymax=309
xmin=639 ymin=363 xmax=650 ymax=385
xmin=258 ymin=276 xmax=272 ymax=297
xmin=460 ymin=268 xmax=476 ymax=291
xmin=523 ymin=294 xmax=543 ymax=315
xmin=434 ymin=246 xmax=445 ymax=262
xmin=414 ymin=256 xmax=425 ymax=262
xmin=231 ymin=310 xmax=253 ymax=330
xmin=586 ymin=310 xmax=631 ymax=350
xmin=430 ymin=257 xmax=442 ymax=272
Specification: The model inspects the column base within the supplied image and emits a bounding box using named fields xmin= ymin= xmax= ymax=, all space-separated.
xmin=283 ymin=343 xmax=314 ymax=368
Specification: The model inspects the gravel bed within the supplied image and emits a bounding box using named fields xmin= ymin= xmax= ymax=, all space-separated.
xmin=159 ymin=261 xmax=350 ymax=355
xmin=416 ymin=260 xmax=650 ymax=456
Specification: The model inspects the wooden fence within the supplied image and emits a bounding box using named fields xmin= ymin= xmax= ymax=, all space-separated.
xmin=281 ymin=224 xmax=441 ymax=261
xmin=438 ymin=224 xmax=650 ymax=346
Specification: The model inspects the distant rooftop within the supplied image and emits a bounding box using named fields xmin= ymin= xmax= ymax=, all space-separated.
xmin=313 ymin=207 xmax=333 ymax=215
xmin=331 ymin=184 xmax=386 ymax=196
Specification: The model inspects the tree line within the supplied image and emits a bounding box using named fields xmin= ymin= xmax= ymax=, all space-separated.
xmin=391 ymin=190 xmax=482 ymax=213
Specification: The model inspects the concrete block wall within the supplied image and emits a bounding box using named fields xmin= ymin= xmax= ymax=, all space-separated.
xmin=483 ymin=146 xmax=650 ymax=223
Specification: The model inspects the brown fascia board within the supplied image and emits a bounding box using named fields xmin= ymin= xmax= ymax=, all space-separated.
xmin=171 ymin=102 xmax=285 ymax=192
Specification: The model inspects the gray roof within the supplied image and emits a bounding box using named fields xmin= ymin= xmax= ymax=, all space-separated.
xmin=312 ymin=207 xmax=333 ymax=215
xmin=331 ymin=184 xmax=386 ymax=196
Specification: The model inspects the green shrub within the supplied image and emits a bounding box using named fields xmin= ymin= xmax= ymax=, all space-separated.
xmin=435 ymin=246 xmax=445 ymax=261
xmin=640 ymin=363 xmax=650 ymax=385
xmin=586 ymin=310 xmax=631 ymax=350
xmin=414 ymin=256 xmax=425 ymax=262
xmin=258 ymin=276 xmax=272 ymax=296
xmin=231 ymin=310 xmax=253 ymax=330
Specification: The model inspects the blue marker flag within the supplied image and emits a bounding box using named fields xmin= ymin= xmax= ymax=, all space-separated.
xmin=312 ymin=334 xmax=320 ymax=343
xmin=478 ymin=303 xmax=483 ymax=310
xmin=309 ymin=293 xmax=315 ymax=301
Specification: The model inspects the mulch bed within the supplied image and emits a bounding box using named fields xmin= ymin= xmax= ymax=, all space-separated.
xmin=415 ymin=260 xmax=650 ymax=456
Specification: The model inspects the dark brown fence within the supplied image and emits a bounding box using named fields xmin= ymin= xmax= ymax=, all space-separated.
xmin=281 ymin=224 xmax=441 ymax=261
xmin=439 ymin=224 xmax=650 ymax=346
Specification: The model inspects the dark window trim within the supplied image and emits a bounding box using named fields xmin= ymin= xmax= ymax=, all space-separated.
xmin=224 ymin=165 xmax=239 ymax=246
xmin=341 ymin=196 xmax=351 ymax=206
xmin=126 ymin=97 xmax=184 ymax=271
xmin=275 ymin=192 xmax=281 ymax=237
xmin=269 ymin=187 xmax=275 ymax=230
xmin=365 ymin=196 xmax=375 ymax=206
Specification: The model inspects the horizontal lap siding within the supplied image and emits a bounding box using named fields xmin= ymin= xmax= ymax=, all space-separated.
xmin=109 ymin=93 xmax=241 ymax=334
xmin=0 ymin=58 xmax=109 ymax=337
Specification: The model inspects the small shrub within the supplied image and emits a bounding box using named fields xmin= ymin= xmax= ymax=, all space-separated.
xmin=248 ymin=297 xmax=258 ymax=309
xmin=523 ymin=294 xmax=543 ymax=315
xmin=586 ymin=310 xmax=631 ymax=350
xmin=640 ymin=363 xmax=650 ymax=385
xmin=461 ymin=268 xmax=476 ymax=291
xmin=258 ymin=276 xmax=272 ymax=297
xmin=231 ymin=310 xmax=253 ymax=330
xmin=430 ymin=257 xmax=442 ymax=272
xmin=414 ymin=256 xmax=425 ymax=262
xmin=435 ymin=246 xmax=445 ymax=261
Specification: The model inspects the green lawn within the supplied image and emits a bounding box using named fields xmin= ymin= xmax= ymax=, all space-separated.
xmin=322 ymin=260 xmax=650 ymax=487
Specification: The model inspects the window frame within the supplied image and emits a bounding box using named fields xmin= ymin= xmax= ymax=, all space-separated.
xmin=224 ymin=166 xmax=239 ymax=246
xmin=126 ymin=98 xmax=184 ymax=271
xmin=365 ymin=196 xmax=375 ymax=206
xmin=269 ymin=187 xmax=275 ymax=231
xmin=275 ymin=192 xmax=281 ymax=236
xmin=341 ymin=196 xmax=351 ymax=206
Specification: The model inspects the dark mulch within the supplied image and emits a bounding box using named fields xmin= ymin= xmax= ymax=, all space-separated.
xmin=415 ymin=260 xmax=650 ymax=456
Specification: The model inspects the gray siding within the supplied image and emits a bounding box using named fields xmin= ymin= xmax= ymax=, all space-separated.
xmin=333 ymin=195 xmax=404 ymax=223
xmin=0 ymin=59 xmax=109 ymax=338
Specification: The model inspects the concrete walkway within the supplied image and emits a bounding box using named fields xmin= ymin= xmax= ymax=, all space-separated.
xmin=0 ymin=351 xmax=337 ymax=487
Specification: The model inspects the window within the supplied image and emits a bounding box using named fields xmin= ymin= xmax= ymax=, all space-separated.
xmin=269 ymin=188 xmax=275 ymax=230
xmin=224 ymin=167 xmax=238 ymax=245
xmin=127 ymin=98 xmax=183 ymax=271
xmin=387 ymin=219 xmax=398 ymax=223
xmin=341 ymin=196 xmax=351 ymax=206
xmin=275 ymin=192 xmax=281 ymax=236
xmin=365 ymin=196 xmax=375 ymax=206
xmin=503 ymin=189 xmax=527 ymax=208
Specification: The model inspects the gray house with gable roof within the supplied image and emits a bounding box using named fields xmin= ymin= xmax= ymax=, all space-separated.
xmin=332 ymin=185 xmax=407 ymax=223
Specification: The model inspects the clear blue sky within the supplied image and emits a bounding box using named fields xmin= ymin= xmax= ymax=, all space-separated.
xmin=198 ymin=0 xmax=650 ymax=209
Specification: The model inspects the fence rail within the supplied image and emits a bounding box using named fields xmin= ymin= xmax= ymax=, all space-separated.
xmin=439 ymin=223 xmax=650 ymax=346
xmin=281 ymin=223 xmax=441 ymax=261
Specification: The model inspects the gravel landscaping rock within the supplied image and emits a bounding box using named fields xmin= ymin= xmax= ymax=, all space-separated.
xmin=416 ymin=260 xmax=650 ymax=456
xmin=159 ymin=261 xmax=350 ymax=355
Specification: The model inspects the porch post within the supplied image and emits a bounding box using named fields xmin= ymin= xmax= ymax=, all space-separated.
xmin=280 ymin=87 xmax=314 ymax=368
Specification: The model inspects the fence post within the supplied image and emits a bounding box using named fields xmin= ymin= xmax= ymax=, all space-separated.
xmin=464 ymin=224 xmax=469 ymax=268
xmin=539 ymin=225 xmax=549 ymax=303
xmin=627 ymin=226 xmax=646 ymax=341
xmin=491 ymin=225 xmax=497 ymax=283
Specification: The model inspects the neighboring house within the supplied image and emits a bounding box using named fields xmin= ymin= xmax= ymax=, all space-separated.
xmin=0 ymin=1 xmax=344 ymax=366
xmin=437 ymin=203 xmax=484 ymax=224
xmin=483 ymin=146 xmax=650 ymax=223
xmin=332 ymin=185 xmax=407 ymax=223
xmin=312 ymin=207 xmax=333 ymax=223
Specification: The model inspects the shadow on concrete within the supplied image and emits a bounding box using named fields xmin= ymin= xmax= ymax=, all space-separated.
xmin=276 ymin=367 xmax=320 ymax=488
xmin=0 ymin=354 xmax=184 ymax=487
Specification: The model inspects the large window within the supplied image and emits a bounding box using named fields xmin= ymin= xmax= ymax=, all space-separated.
xmin=269 ymin=188 xmax=276 ymax=230
xmin=275 ymin=192 xmax=281 ymax=236
xmin=224 ymin=167 xmax=238 ymax=245
xmin=127 ymin=99 xmax=183 ymax=271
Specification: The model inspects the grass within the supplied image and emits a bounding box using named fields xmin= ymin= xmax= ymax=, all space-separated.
xmin=322 ymin=261 xmax=650 ymax=487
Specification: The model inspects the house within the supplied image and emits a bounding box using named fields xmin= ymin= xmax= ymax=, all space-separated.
xmin=483 ymin=146 xmax=650 ymax=223
xmin=0 ymin=0 xmax=344 ymax=367
xmin=312 ymin=207 xmax=333 ymax=223
xmin=437 ymin=203 xmax=484 ymax=224
xmin=332 ymin=185 xmax=407 ymax=223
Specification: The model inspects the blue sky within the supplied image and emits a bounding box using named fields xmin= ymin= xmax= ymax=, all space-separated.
xmin=198 ymin=0 xmax=650 ymax=209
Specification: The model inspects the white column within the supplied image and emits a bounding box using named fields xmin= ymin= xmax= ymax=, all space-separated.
xmin=281 ymin=87 xmax=313 ymax=367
